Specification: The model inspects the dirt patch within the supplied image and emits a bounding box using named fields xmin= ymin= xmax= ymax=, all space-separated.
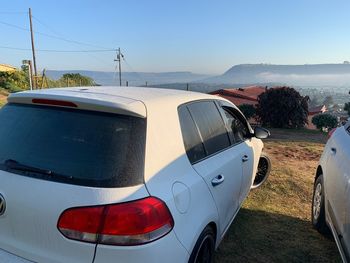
xmin=264 ymin=141 xmax=323 ymax=161
xmin=268 ymin=128 xmax=327 ymax=143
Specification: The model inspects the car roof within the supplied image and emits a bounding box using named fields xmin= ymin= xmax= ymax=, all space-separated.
xmin=8 ymin=86 xmax=217 ymax=118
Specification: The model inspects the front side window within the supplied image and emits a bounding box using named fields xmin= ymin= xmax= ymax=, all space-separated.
xmin=187 ymin=101 xmax=230 ymax=156
xmin=222 ymin=107 xmax=249 ymax=144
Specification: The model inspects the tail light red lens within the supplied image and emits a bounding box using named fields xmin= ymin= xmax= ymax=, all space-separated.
xmin=57 ymin=197 xmax=174 ymax=246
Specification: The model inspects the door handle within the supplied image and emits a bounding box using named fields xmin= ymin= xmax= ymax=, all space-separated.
xmin=242 ymin=155 xmax=249 ymax=162
xmin=331 ymin=148 xmax=337 ymax=154
xmin=211 ymin=174 xmax=225 ymax=187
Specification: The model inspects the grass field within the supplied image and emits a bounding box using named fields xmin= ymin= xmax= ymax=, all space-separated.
xmin=215 ymin=128 xmax=341 ymax=262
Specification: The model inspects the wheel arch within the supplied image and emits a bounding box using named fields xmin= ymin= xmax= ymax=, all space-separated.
xmin=315 ymin=165 xmax=323 ymax=182
xmin=207 ymin=222 xmax=218 ymax=247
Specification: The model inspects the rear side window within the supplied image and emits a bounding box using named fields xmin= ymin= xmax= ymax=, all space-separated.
xmin=0 ymin=104 xmax=146 ymax=187
xmin=187 ymin=101 xmax=230 ymax=156
xmin=178 ymin=106 xmax=206 ymax=163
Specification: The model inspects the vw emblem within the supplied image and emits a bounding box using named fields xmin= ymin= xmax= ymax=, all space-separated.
xmin=0 ymin=194 xmax=6 ymax=216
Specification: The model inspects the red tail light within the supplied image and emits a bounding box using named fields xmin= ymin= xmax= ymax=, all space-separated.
xmin=57 ymin=197 xmax=174 ymax=246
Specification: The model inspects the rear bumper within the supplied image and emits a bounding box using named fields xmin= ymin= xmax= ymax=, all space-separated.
xmin=93 ymin=231 xmax=189 ymax=263
xmin=0 ymin=248 xmax=34 ymax=263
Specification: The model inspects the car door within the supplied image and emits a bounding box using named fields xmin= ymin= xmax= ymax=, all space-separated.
xmin=335 ymin=125 xmax=350 ymax=255
xmin=219 ymin=106 xmax=255 ymax=204
xmin=326 ymin=127 xmax=349 ymax=237
xmin=184 ymin=101 xmax=243 ymax=236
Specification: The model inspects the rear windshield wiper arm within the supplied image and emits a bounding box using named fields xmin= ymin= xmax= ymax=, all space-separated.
xmin=4 ymin=159 xmax=53 ymax=175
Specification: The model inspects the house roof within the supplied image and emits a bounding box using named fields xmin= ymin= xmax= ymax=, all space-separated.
xmin=309 ymin=105 xmax=327 ymax=115
xmin=209 ymin=86 xmax=267 ymax=106
xmin=0 ymin=64 xmax=16 ymax=72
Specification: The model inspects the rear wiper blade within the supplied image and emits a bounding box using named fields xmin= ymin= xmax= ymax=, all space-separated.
xmin=4 ymin=159 xmax=53 ymax=175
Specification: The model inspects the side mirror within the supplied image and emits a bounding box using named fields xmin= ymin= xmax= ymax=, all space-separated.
xmin=254 ymin=127 xmax=270 ymax=139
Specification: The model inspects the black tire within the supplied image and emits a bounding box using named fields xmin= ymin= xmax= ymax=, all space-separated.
xmin=311 ymin=174 xmax=330 ymax=235
xmin=189 ymin=226 xmax=215 ymax=263
xmin=252 ymin=153 xmax=271 ymax=189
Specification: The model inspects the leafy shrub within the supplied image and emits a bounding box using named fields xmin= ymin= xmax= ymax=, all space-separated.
xmin=312 ymin=113 xmax=338 ymax=130
xmin=256 ymin=86 xmax=309 ymax=128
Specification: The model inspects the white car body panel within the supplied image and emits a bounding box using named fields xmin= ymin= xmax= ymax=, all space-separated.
xmin=94 ymin=231 xmax=188 ymax=263
xmin=193 ymin=145 xmax=243 ymax=236
xmin=0 ymin=248 xmax=34 ymax=263
xmin=0 ymin=169 xmax=149 ymax=263
xmin=319 ymin=121 xmax=350 ymax=261
xmin=0 ymin=86 xmax=265 ymax=262
xmin=240 ymin=138 xmax=263 ymax=202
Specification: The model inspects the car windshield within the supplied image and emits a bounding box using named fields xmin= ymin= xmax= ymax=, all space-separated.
xmin=0 ymin=103 xmax=146 ymax=187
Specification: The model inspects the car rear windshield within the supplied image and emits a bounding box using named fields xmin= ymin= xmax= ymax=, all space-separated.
xmin=0 ymin=103 xmax=146 ymax=187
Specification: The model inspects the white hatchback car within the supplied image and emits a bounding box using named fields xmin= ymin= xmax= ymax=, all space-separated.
xmin=0 ymin=87 xmax=270 ymax=263
xmin=312 ymin=120 xmax=350 ymax=262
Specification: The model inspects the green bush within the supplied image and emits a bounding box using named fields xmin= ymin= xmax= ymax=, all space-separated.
xmin=312 ymin=113 xmax=338 ymax=130
xmin=256 ymin=86 xmax=309 ymax=128
xmin=0 ymin=71 xmax=29 ymax=92
xmin=238 ymin=104 xmax=256 ymax=119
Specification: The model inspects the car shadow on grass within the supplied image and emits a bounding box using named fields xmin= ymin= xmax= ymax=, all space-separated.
xmin=215 ymin=208 xmax=341 ymax=263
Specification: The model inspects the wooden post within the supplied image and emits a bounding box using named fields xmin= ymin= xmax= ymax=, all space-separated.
xmin=29 ymin=8 xmax=38 ymax=89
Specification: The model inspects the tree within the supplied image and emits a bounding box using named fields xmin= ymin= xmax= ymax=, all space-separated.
xmin=60 ymin=73 xmax=95 ymax=87
xmin=238 ymin=104 xmax=256 ymax=119
xmin=256 ymin=86 xmax=309 ymax=128
xmin=344 ymin=102 xmax=350 ymax=116
xmin=0 ymin=71 xmax=29 ymax=92
xmin=312 ymin=114 xmax=338 ymax=130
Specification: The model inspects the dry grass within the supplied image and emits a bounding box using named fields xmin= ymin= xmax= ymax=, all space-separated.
xmin=215 ymin=129 xmax=340 ymax=262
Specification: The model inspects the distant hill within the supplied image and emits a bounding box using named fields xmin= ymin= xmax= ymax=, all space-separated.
xmin=46 ymin=63 xmax=350 ymax=88
xmin=46 ymin=70 xmax=211 ymax=86
xmin=204 ymin=63 xmax=350 ymax=85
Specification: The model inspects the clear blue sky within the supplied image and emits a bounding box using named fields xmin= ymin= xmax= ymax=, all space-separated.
xmin=1 ymin=0 xmax=350 ymax=74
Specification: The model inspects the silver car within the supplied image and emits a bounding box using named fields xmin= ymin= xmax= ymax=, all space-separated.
xmin=312 ymin=120 xmax=350 ymax=262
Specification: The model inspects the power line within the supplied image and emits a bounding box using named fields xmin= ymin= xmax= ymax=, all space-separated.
xmin=0 ymin=11 xmax=27 ymax=15
xmin=32 ymin=15 xmax=111 ymax=50
xmin=0 ymin=20 xmax=114 ymax=50
xmin=0 ymin=20 xmax=28 ymax=31
xmin=0 ymin=45 xmax=115 ymax=53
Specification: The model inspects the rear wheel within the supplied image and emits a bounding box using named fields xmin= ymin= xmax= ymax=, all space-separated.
xmin=189 ymin=226 xmax=215 ymax=263
xmin=312 ymin=174 xmax=330 ymax=235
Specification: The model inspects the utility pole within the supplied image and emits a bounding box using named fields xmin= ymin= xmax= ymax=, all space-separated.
xmin=114 ymin=48 xmax=124 ymax=86
xmin=29 ymin=8 xmax=38 ymax=89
